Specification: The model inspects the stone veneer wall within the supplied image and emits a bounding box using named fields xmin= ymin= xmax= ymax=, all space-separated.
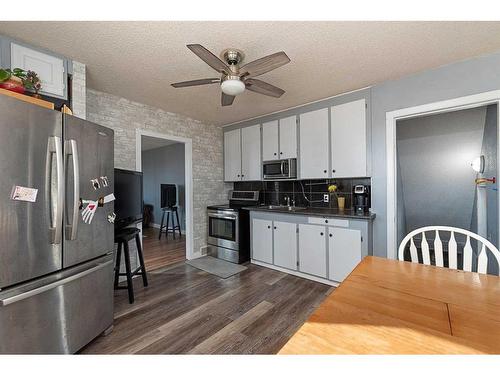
xmin=71 ymin=61 xmax=86 ymax=119
xmin=86 ymin=88 xmax=231 ymax=256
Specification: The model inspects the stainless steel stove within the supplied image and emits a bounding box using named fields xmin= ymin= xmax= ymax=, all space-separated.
xmin=207 ymin=191 xmax=260 ymax=264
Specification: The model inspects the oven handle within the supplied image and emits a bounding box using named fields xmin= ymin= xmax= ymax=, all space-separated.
xmin=208 ymin=213 xmax=237 ymax=221
xmin=280 ymin=160 xmax=284 ymax=175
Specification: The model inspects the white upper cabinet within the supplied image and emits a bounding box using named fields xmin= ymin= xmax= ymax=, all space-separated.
xmin=299 ymin=108 xmax=329 ymax=179
xmin=241 ymin=124 xmax=261 ymax=181
xmin=298 ymin=223 xmax=327 ymax=278
xmin=224 ymin=129 xmax=242 ymax=182
xmin=262 ymin=120 xmax=279 ymax=161
xmin=330 ymin=99 xmax=367 ymax=177
xmin=279 ymin=116 xmax=297 ymax=159
xmin=273 ymin=221 xmax=297 ymax=270
xmin=328 ymin=227 xmax=362 ymax=282
xmin=11 ymin=43 xmax=65 ymax=98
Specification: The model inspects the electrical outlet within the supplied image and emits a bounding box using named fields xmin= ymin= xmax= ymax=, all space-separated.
xmin=323 ymin=194 xmax=329 ymax=203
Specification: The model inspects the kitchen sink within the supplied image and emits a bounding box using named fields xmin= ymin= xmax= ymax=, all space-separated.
xmin=263 ymin=205 xmax=307 ymax=211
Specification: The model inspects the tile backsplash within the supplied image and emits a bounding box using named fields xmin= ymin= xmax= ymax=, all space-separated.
xmin=233 ymin=178 xmax=371 ymax=209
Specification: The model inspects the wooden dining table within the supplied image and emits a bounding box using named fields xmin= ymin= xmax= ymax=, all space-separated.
xmin=279 ymin=256 xmax=500 ymax=354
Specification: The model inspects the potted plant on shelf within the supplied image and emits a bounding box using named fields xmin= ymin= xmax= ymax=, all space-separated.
xmin=0 ymin=68 xmax=42 ymax=96
xmin=0 ymin=68 xmax=27 ymax=94
xmin=24 ymin=70 xmax=42 ymax=98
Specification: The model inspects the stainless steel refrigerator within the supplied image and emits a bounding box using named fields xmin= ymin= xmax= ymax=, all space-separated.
xmin=0 ymin=95 xmax=115 ymax=354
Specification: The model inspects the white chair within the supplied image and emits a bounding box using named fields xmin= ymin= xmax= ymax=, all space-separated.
xmin=398 ymin=226 xmax=500 ymax=275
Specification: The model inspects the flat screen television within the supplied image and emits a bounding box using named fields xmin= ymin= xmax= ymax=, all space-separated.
xmin=114 ymin=168 xmax=143 ymax=228
xmin=160 ymin=184 xmax=177 ymax=208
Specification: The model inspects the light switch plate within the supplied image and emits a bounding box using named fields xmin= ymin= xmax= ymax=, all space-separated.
xmin=323 ymin=194 xmax=329 ymax=203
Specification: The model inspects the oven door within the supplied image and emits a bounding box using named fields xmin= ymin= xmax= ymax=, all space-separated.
xmin=208 ymin=210 xmax=239 ymax=250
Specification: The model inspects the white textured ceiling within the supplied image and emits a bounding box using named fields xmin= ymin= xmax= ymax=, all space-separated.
xmin=2 ymin=21 xmax=500 ymax=126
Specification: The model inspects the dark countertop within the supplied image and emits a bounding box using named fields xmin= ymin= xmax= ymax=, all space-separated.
xmin=243 ymin=205 xmax=376 ymax=221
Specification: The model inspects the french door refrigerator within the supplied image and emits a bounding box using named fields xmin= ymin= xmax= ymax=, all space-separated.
xmin=0 ymin=95 xmax=115 ymax=354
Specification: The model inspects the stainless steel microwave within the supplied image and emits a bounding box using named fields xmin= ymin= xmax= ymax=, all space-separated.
xmin=263 ymin=158 xmax=297 ymax=180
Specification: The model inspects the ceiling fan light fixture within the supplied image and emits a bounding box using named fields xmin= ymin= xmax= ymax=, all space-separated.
xmin=221 ymin=78 xmax=245 ymax=96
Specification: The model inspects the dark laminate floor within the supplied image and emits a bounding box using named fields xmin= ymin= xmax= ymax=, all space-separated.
xmin=80 ymin=262 xmax=333 ymax=354
xmin=142 ymin=227 xmax=185 ymax=271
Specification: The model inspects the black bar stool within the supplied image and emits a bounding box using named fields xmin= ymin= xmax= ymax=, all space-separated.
xmin=158 ymin=206 xmax=182 ymax=240
xmin=114 ymin=227 xmax=148 ymax=304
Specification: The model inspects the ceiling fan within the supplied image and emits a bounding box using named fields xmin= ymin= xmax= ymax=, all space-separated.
xmin=171 ymin=44 xmax=290 ymax=106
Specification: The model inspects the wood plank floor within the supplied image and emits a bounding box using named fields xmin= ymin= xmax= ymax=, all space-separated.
xmin=142 ymin=227 xmax=185 ymax=271
xmin=80 ymin=262 xmax=333 ymax=354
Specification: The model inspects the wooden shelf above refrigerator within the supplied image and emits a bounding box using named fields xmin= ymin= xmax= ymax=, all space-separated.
xmin=0 ymin=88 xmax=55 ymax=110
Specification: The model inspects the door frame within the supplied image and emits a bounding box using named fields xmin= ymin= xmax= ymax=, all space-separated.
xmin=386 ymin=90 xmax=500 ymax=259
xmin=135 ymin=129 xmax=195 ymax=260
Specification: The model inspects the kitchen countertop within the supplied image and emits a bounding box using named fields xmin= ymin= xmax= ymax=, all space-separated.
xmin=243 ymin=206 xmax=375 ymax=220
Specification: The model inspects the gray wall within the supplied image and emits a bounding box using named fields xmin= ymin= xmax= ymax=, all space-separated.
xmin=396 ymin=107 xmax=486 ymax=236
xmin=370 ymin=51 xmax=500 ymax=257
xmin=142 ymin=143 xmax=186 ymax=230
xmin=479 ymin=105 xmax=498 ymax=247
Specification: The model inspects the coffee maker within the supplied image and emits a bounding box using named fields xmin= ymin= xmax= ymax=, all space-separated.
xmin=353 ymin=185 xmax=370 ymax=214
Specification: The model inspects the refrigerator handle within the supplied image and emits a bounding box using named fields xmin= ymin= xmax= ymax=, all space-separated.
xmin=65 ymin=139 xmax=80 ymax=241
xmin=0 ymin=260 xmax=113 ymax=306
xmin=47 ymin=136 xmax=64 ymax=244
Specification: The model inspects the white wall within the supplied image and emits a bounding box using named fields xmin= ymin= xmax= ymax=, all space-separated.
xmin=86 ymin=89 xmax=232 ymax=256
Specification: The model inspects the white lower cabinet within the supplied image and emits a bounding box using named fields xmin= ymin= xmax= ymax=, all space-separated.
xmin=273 ymin=221 xmax=297 ymax=270
xmin=298 ymin=224 xmax=327 ymax=278
xmin=252 ymin=219 xmax=273 ymax=264
xmin=251 ymin=213 xmax=370 ymax=285
xmin=328 ymin=227 xmax=362 ymax=282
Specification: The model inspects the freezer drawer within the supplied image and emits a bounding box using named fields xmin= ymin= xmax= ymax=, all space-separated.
xmin=0 ymin=255 xmax=114 ymax=354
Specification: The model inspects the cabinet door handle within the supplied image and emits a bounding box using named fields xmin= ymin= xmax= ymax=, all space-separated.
xmin=280 ymin=152 xmax=283 ymax=155
xmin=320 ymin=232 xmax=324 ymax=236
xmin=329 ymin=233 xmax=333 ymax=237
xmin=325 ymin=219 xmax=328 ymax=223
xmin=267 ymin=225 xmax=271 ymax=229
xmin=323 ymin=170 xmax=327 ymax=174
xmin=274 ymin=226 xmax=277 ymax=229
xmin=332 ymin=169 xmax=336 ymax=173
xmin=274 ymin=152 xmax=277 ymax=156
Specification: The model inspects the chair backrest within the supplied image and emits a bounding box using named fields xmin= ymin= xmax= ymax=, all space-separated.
xmin=398 ymin=226 xmax=500 ymax=275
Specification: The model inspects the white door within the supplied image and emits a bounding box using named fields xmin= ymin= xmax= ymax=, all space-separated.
xmin=328 ymin=227 xmax=362 ymax=282
xmin=262 ymin=120 xmax=279 ymax=161
xmin=241 ymin=124 xmax=261 ymax=181
xmin=299 ymin=108 xmax=329 ymax=179
xmin=11 ymin=43 xmax=65 ymax=98
xmin=273 ymin=221 xmax=297 ymax=270
xmin=298 ymin=224 xmax=327 ymax=278
xmin=279 ymin=116 xmax=297 ymax=159
xmin=224 ymin=129 xmax=241 ymax=181
xmin=252 ymin=218 xmax=273 ymax=264
xmin=330 ymin=99 xmax=367 ymax=177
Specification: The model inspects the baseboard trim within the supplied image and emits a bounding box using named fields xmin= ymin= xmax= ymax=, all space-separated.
xmin=250 ymin=260 xmax=339 ymax=287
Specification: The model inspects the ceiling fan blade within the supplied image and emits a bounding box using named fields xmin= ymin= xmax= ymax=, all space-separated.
xmin=187 ymin=44 xmax=229 ymax=74
xmin=240 ymin=51 xmax=290 ymax=78
xmin=171 ymin=78 xmax=220 ymax=88
xmin=245 ymin=78 xmax=285 ymax=98
xmin=221 ymin=92 xmax=235 ymax=106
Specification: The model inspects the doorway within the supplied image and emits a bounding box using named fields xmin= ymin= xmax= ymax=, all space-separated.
xmin=135 ymin=130 xmax=194 ymax=269
xmin=386 ymin=90 xmax=500 ymax=261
